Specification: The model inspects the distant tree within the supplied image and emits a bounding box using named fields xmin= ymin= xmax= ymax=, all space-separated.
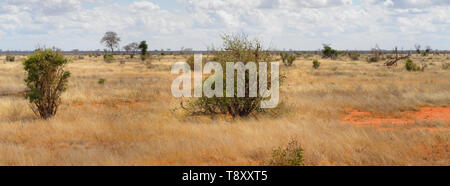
xmin=414 ymin=44 xmax=421 ymax=54
xmin=100 ymin=31 xmax=121 ymax=54
xmin=123 ymin=42 xmax=139 ymax=58
xmin=321 ymin=44 xmax=338 ymax=59
xmin=138 ymin=41 xmax=148 ymax=61
xmin=423 ymin=46 xmax=432 ymax=56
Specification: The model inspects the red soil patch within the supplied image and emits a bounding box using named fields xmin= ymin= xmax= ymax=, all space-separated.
xmin=341 ymin=107 xmax=450 ymax=131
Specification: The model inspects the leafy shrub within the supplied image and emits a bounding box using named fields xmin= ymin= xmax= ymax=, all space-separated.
xmin=103 ymin=54 xmax=114 ymax=63
xmin=269 ymin=139 xmax=305 ymax=166
xmin=280 ymin=52 xmax=296 ymax=66
xmin=6 ymin=55 xmax=15 ymax=62
xmin=312 ymin=60 xmax=320 ymax=69
xmin=321 ymin=44 xmax=338 ymax=59
xmin=286 ymin=55 xmax=296 ymax=66
xmin=98 ymin=78 xmax=106 ymax=85
xmin=405 ymin=59 xmax=424 ymax=71
xmin=184 ymin=33 xmax=275 ymax=118
xmin=23 ymin=48 xmax=71 ymax=119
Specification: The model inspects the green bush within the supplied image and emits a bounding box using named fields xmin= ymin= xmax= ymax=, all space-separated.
xmin=312 ymin=60 xmax=320 ymax=69
xmin=269 ymin=139 xmax=305 ymax=166
xmin=286 ymin=55 xmax=296 ymax=66
xmin=138 ymin=41 xmax=148 ymax=61
xmin=6 ymin=55 xmax=15 ymax=62
xmin=103 ymin=54 xmax=114 ymax=63
xmin=184 ymin=34 xmax=276 ymax=118
xmin=98 ymin=78 xmax=106 ymax=85
xmin=280 ymin=52 xmax=296 ymax=66
xmin=23 ymin=48 xmax=71 ymax=119
xmin=321 ymin=44 xmax=338 ymax=59
xmin=405 ymin=59 xmax=424 ymax=71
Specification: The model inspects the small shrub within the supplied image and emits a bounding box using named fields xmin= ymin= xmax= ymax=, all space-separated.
xmin=103 ymin=54 xmax=114 ymax=63
xmin=405 ymin=59 xmax=424 ymax=71
xmin=312 ymin=60 xmax=320 ymax=69
xmin=280 ymin=52 xmax=296 ymax=66
xmin=23 ymin=48 xmax=71 ymax=119
xmin=98 ymin=78 xmax=106 ymax=85
xmin=269 ymin=139 xmax=305 ymax=166
xmin=6 ymin=55 xmax=15 ymax=62
xmin=286 ymin=54 xmax=296 ymax=66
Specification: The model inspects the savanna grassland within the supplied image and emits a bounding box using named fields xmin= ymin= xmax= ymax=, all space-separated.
xmin=0 ymin=53 xmax=449 ymax=165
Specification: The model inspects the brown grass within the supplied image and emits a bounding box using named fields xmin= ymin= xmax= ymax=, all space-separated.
xmin=0 ymin=54 xmax=448 ymax=165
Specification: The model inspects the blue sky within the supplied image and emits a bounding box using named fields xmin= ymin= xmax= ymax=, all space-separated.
xmin=0 ymin=0 xmax=449 ymax=51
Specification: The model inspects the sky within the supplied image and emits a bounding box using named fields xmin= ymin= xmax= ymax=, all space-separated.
xmin=0 ymin=0 xmax=449 ymax=51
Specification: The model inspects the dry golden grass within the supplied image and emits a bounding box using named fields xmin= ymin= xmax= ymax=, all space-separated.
xmin=0 ymin=54 xmax=448 ymax=165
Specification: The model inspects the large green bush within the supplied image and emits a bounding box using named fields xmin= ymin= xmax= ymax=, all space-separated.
xmin=184 ymin=34 xmax=276 ymax=118
xmin=23 ymin=48 xmax=71 ymax=119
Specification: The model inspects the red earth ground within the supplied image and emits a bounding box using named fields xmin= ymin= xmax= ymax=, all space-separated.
xmin=341 ymin=107 xmax=450 ymax=132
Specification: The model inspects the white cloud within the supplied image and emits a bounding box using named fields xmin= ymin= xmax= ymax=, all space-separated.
xmin=0 ymin=0 xmax=449 ymax=50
